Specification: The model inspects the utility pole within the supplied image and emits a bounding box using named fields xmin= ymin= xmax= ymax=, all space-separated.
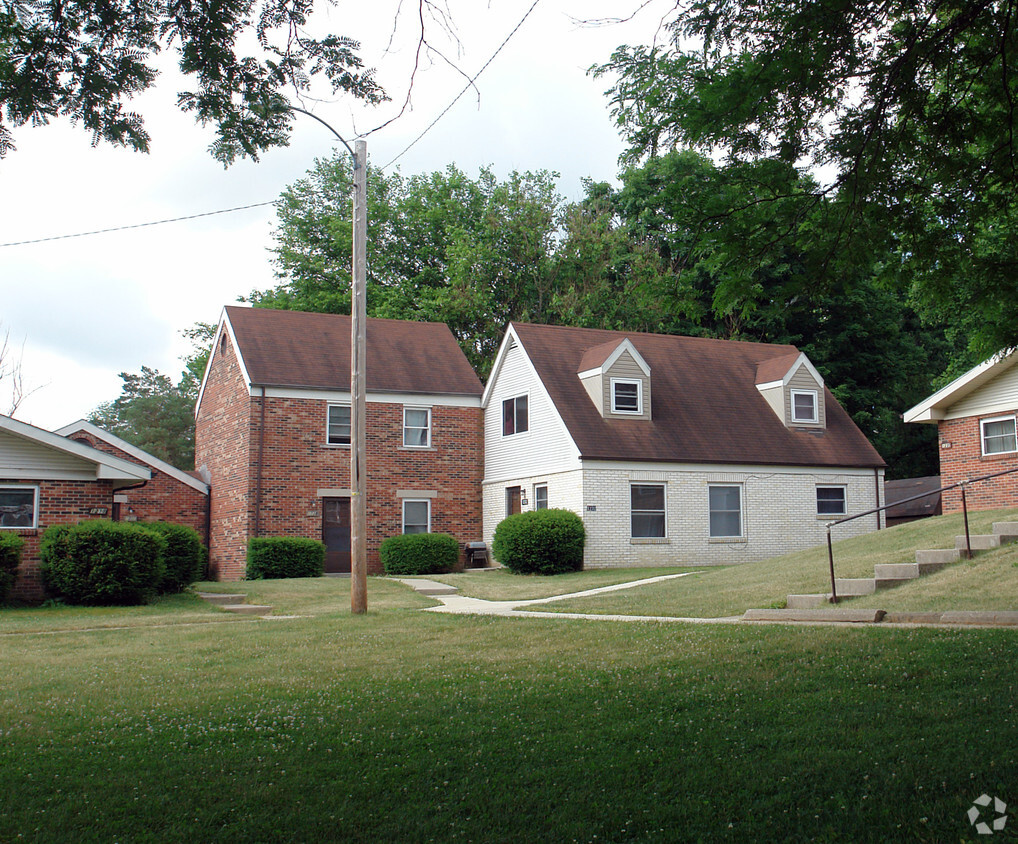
xmin=350 ymin=139 xmax=368 ymax=614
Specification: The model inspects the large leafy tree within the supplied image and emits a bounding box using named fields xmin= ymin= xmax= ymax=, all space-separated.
xmin=252 ymin=158 xmax=562 ymax=375
xmin=598 ymin=0 xmax=1018 ymax=357
xmin=0 ymin=0 xmax=386 ymax=161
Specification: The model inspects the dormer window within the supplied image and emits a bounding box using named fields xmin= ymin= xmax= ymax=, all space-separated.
xmin=791 ymin=390 xmax=818 ymax=424
xmin=611 ymin=379 xmax=642 ymax=414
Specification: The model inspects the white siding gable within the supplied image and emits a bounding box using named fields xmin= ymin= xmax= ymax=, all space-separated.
xmin=946 ymin=363 xmax=1018 ymax=420
xmin=483 ymin=333 xmax=581 ymax=484
xmin=0 ymin=429 xmax=101 ymax=480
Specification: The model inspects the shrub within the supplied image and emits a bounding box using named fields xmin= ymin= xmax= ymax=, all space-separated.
xmin=0 ymin=533 xmax=24 ymax=602
xmin=141 ymin=522 xmax=207 ymax=593
xmin=492 ymin=509 xmax=585 ymax=575
xmin=39 ymin=521 xmax=167 ymax=605
xmin=380 ymin=533 xmax=460 ymax=576
xmin=246 ymin=537 xmax=324 ymax=580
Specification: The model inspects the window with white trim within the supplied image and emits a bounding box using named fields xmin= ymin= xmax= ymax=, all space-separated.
xmin=631 ymin=484 xmax=665 ymax=538
xmin=816 ymin=486 xmax=847 ymax=516
xmin=0 ymin=485 xmax=38 ymax=529
xmin=611 ymin=378 xmax=642 ymax=414
xmin=791 ymin=390 xmax=818 ymax=423
xmin=709 ymin=485 xmax=743 ymax=538
xmin=402 ymin=499 xmax=431 ymax=534
xmin=534 ymin=484 xmax=548 ymax=510
xmin=403 ymin=407 xmax=431 ymax=448
xmin=502 ymin=395 xmax=529 ymax=436
xmin=327 ymin=404 xmax=351 ymax=445
xmin=981 ymin=416 xmax=1017 ymax=455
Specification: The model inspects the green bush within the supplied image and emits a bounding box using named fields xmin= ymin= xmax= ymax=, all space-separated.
xmin=39 ymin=521 xmax=167 ymax=605
xmin=141 ymin=522 xmax=207 ymax=593
xmin=492 ymin=509 xmax=585 ymax=575
xmin=0 ymin=532 xmax=24 ymax=602
xmin=246 ymin=537 xmax=324 ymax=580
xmin=380 ymin=533 xmax=460 ymax=576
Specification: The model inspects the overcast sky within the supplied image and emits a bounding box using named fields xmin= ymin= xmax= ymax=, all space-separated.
xmin=0 ymin=0 xmax=673 ymax=431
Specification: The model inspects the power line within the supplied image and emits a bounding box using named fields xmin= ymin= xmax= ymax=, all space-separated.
xmin=0 ymin=200 xmax=280 ymax=248
xmin=381 ymin=0 xmax=543 ymax=171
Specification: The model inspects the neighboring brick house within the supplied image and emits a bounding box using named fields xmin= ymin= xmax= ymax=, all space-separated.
xmin=904 ymin=349 xmax=1018 ymax=511
xmin=55 ymin=420 xmax=209 ymax=541
xmin=194 ymin=306 xmax=484 ymax=580
xmin=483 ymin=323 xmax=886 ymax=567
xmin=0 ymin=414 xmax=151 ymax=600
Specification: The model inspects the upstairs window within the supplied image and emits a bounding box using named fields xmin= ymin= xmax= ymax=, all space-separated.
xmin=327 ymin=404 xmax=351 ymax=445
xmin=631 ymin=484 xmax=665 ymax=538
xmin=403 ymin=408 xmax=431 ymax=448
xmin=502 ymin=395 xmax=529 ymax=436
xmin=791 ymin=390 xmax=818 ymax=424
xmin=611 ymin=379 xmax=642 ymax=414
xmin=709 ymin=485 xmax=743 ymax=538
xmin=981 ymin=416 xmax=1017 ymax=455
xmin=816 ymin=486 xmax=847 ymax=516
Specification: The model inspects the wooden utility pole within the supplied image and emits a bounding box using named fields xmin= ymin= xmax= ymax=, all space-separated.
xmin=350 ymin=139 xmax=368 ymax=614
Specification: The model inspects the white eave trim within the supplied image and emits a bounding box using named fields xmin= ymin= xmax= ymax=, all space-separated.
xmin=903 ymin=349 xmax=1017 ymax=424
xmin=602 ymin=338 xmax=651 ymax=377
xmin=481 ymin=323 xmax=521 ymax=408
xmin=785 ymin=353 xmax=824 ymax=388
xmin=195 ymin=308 xmax=252 ymax=420
xmin=0 ymin=414 xmax=150 ymax=483
xmin=56 ymin=420 xmax=208 ymax=493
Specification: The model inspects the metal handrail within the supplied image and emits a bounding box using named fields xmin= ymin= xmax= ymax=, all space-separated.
xmin=825 ymin=464 xmax=1018 ymax=603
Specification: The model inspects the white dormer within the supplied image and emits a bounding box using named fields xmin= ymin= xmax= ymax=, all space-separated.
xmin=756 ymin=352 xmax=826 ymax=429
xmin=578 ymin=338 xmax=652 ymax=421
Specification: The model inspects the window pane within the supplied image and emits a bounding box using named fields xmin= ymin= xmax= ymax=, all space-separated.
xmin=403 ymin=500 xmax=429 ymax=534
xmin=709 ymin=511 xmax=741 ymax=537
xmin=328 ymin=405 xmax=350 ymax=445
xmin=793 ymin=392 xmax=816 ymax=421
xmin=502 ymin=398 xmax=515 ymax=435
xmin=515 ymin=395 xmax=528 ymax=433
xmin=983 ymin=419 xmax=1017 ymax=454
xmin=535 ymin=486 xmax=548 ymax=510
xmin=709 ymin=486 xmax=741 ymax=537
xmin=0 ymin=488 xmax=34 ymax=527
xmin=613 ymin=381 xmax=639 ymax=412
xmin=817 ymin=487 xmax=846 ymax=515
xmin=631 ymin=484 xmax=664 ymax=511
xmin=631 ymin=513 xmax=665 ymax=538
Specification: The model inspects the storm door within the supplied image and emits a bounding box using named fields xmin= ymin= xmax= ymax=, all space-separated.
xmin=322 ymin=497 xmax=351 ymax=573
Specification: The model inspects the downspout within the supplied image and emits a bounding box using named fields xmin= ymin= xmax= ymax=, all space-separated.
xmin=874 ymin=468 xmax=882 ymax=530
xmin=254 ymin=386 xmax=266 ymax=539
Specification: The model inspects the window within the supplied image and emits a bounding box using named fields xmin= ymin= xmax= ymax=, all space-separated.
xmin=502 ymin=395 xmax=529 ymax=436
xmin=816 ymin=486 xmax=847 ymax=516
xmin=709 ymin=485 xmax=743 ymax=538
xmin=0 ymin=486 xmax=37 ymax=529
xmin=631 ymin=484 xmax=665 ymax=538
xmin=534 ymin=484 xmax=548 ymax=510
xmin=981 ymin=416 xmax=1017 ymax=455
xmin=611 ymin=379 xmax=642 ymax=414
xmin=791 ymin=390 xmax=818 ymax=423
xmin=403 ymin=407 xmax=431 ymax=448
xmin=327 ymin=404 xmax=351 ymax=445
xmin=402 ymin=499 xmax=430 ymax=534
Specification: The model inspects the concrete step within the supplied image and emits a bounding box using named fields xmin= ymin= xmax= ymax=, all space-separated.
xmin=196 ymin=592 xmax=247 ymax=605
xmin=873 ymin=563 xmax=920 ymax=580
xmin=915 ymin=548 xmax=960 ymax=566
xmin=786 ymin=594 xmax=831 ymax=609
xmin=955 ymin=534 xmax=1001 ymax=551
xmin=743 ymin=608 xmax=886 ymax=624
xmin=991 ymin=522 xmax=1018 ymax=543
xmin=916 ymin=559 xmax=951 ymax=576
xmin=834 ymin=578 xmax=875 ymax=596
xmin=874 ymin=576 xmax=919 ymax=591
xmin=221 ymin=604 xmax=274 ymax=615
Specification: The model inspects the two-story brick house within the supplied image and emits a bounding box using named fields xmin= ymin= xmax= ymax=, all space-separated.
xmin=195 ymin=306 xmax=484 ymax=579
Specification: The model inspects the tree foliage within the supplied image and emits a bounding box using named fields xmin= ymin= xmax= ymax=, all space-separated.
xmin=598 ymin=0 xmax=1018 ymax=356
xmin=0 ymin=0 xmax=386 ymax=160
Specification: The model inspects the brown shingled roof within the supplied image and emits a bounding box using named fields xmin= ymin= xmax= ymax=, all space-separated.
xmin=225 ymin=306 xmax=482 ymax=396
xmin=755 ymin=352 xmax=801 ymax=385
xmin=511 ymin=322 xmax=885 ymax=469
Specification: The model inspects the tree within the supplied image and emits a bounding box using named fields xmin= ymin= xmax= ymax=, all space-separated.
xmin=0 ymin=0 xmax=387 ymax=161
xmin=251 ymin=157 xmax=563 ymax=376
xmin=598 ymin=0 xmax=1018 ymax=357
xmin=0 ymin=323 xmax=31 ymax=416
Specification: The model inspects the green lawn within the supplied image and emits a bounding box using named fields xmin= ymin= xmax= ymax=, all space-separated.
xmin=1 ymin=577 xmax=1016 ymax=842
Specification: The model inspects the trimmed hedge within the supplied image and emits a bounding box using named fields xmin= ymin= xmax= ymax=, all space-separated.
xmin=39 ymin=521 xmax=167 ymax=605
xmin=492 ymin=509 xmax=585 ymax=575
xmin=0 ymin=532 xmax=24 ymax=602
xmin=246 ymin=537 xmax=325 ymax=580
xmin=141 ymin=522 xmax=207 ymax=593
xmin=380 ymin=533 xmax=460 ymax=576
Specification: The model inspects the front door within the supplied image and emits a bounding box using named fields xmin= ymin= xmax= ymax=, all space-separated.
xmin=506 ymin=486 xmax=522 ymax=517
xmin=322 ymin=497 xmax=351 ymax=573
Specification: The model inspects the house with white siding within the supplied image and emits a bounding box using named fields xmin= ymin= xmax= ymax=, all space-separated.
xmin=482 ymin=323 xmax=886 ymax=567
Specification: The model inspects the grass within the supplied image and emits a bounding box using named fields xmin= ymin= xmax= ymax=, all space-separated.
xmin=1 ymin=577 xmax=1016 ymax=842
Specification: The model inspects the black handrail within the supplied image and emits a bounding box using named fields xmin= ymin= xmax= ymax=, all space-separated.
xmin=825 ymin=464 xmax=1018 ymax=603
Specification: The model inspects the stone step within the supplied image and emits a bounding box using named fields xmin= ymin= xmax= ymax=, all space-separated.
xmin=873 ymin=563 xmax=920 ymax=580
xmin=874 ymin=576 xmax=918 ymax=591
xmin=786 ymin=594 xmax=831 ymax=609
xmin=915 ymin=548 xmax=960 ymax=566
xmin=743 ymin=608 xmax=886 ymax=624
xmin=834 ymin=578 xmax=875 ymax=596
xmin=955 ymin=534 xmax=1001 ymax=551
xmin=916 ymin=559 xmax=951 ymax=576
xmin=196 ymin=592 xmax=247 ymax=605
xmin=221 ymin=604 xmax=274 ymax=615
xmin=991 ymin=522 xmax=1018 ymax=543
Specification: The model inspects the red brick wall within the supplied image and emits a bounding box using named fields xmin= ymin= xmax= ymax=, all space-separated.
xmin=938 ymin=412 xmax=1018 ymax=511
xmin=65 ymin=433 xmax=208 ymax=538
xmin=195 ymin=331 xmax=253 ymax=580
xmin=2 ymin=479 xmax=115 ymax=602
